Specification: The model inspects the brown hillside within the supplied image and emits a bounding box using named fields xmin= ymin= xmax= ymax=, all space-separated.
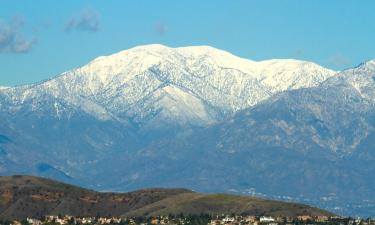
xmin=0 ymin=176 xmax=333 ymax=220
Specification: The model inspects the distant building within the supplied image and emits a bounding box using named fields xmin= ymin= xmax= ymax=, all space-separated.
xmin=260 ymin=216 xmax=275 ymax=222
xmin=222 ymin=217 xmax=235 ymax=223
xmin=298 ymin=215 xmax=312 ymax=221
xmin=316 ymin=215 xmax=329 ymax=222
xmin=27 ymin=218 xmax=42 ymax=225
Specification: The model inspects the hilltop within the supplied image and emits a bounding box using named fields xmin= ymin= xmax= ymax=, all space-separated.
xmin=0 ymin=176 xmax=332 ymax=220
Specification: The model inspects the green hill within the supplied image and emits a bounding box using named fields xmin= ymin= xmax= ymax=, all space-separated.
xmin=0 ymin=175 xmax=333 ymax=220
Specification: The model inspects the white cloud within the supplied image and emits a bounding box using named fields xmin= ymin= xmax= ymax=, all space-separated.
xmin=64 ymin=8 xmax=101 ymax=33
xmin=0 ymin=16 xmax=36 ymax=53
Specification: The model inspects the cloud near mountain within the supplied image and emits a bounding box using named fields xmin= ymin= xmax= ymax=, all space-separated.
xmin=0 ymin=16 xmax=36 ymax=53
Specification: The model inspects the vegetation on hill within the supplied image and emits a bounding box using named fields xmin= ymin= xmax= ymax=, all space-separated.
xmin=0 ymin=176 xmax=333 ymax=220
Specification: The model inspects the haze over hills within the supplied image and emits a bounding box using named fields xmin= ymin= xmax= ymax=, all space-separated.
xmin=0 ymin=176 xmax=333 ymax=220
xmin=0 ymin=44 xmax=374 ymax=216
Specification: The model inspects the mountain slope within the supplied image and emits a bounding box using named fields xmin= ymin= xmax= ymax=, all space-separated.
xmin=0 ymin=44 xmax=337 ymax=191
xmin=0 ymin=176 xmax=332 ymax=220
xmin=137 ymin=59 xmax=375 ymax=215
xmin=0 ymin=44 xmax=336 ymax=128
xmin=4 ymin=45 xmax=375 ymax=215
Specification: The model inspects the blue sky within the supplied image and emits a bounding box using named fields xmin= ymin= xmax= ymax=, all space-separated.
xmin=1 ymin=0 xmax=374 ymax=86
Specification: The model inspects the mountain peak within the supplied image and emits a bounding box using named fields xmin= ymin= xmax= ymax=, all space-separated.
xmin=127 ymin=44 xmax=231 ymax=55
xmin=3 ymin=44 xmax=337 ymax=127
xmin=357 ymin=59 xmax=375 ymax=70
xmin=120 ymin=44 xmax=174 ymax=55
xmin=79 ymin=44 xmax=334 ymax=85
xmin=133 ymin=43 xmax=169 ymax=49
xmin=90 ymin=44 xmax=255 ymax=66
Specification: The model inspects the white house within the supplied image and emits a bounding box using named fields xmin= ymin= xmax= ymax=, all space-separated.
xmin=260 ymin=216 xmax=275 ymax=222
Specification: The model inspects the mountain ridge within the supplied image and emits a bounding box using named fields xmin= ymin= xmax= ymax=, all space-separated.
xmin=138 ymin=60 xmax=375 ymax=215
xmin=0 ymin=44 xmax=336 ymax=127
xmin=1 ymin=44 xmax=375 ymax=216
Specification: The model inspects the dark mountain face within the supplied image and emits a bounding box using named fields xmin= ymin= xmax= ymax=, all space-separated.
xmin=0 ymin=175 xmax=332 ymax=220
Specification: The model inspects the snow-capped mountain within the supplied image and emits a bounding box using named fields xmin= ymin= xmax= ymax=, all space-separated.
xmin=3 ymin=44 xmax=375 ymax=216
xmin=323 ymin=59 xmax=375 ymax=103
xmin=210 ymin=59 xmax=375 ymax=156
xmin=0 ymin=44 xmax=336 ymax=128
xmin=136 ymin=59 xmax=375 ymax=215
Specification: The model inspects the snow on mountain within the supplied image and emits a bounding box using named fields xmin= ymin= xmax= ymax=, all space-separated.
xmin=2 ymin=46 xmax=375 ymax=216
xmin=323 ymin=59 xmax=375 ymax=102
xmin=129 ymin=60 xmax=375 ymax=215
xmin=256 ymin=59 xmax=336 ymax=91
xmin=215 ymin=59 xmax=375 ymax=155
xmin=1 ymin=44 xmax=337 ymax=127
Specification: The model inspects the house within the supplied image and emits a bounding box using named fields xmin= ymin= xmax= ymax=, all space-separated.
xmin=245 ymin=216 xmax=258 ymax=223
xmin=222 ymin=217 xmax=235 ymax=223
xmin=81 ymin=217 xmax=93 ymax=224
xmin=260 ymin=216 xmax=275 ymax=222
xmin=298 ymin=215 xmax=312 ymax=221
xmin=27 ymin=218 xmax=42 ymax=225
xmin=316 ymin=216 xmax=329 ymax=222
xmin=209 ymin=219 xmax=221 ymax=225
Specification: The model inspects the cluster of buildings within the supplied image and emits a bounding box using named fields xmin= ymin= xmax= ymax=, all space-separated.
xmin=25 ymin=216 xmax=123 ymax=225
xmin=3 ymin=215 xmax=375 ymax=225
xmin=209 ymin=215 xmax=375 ymax=225
xmin=16 ymin=215 xmax=186 ymax=225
